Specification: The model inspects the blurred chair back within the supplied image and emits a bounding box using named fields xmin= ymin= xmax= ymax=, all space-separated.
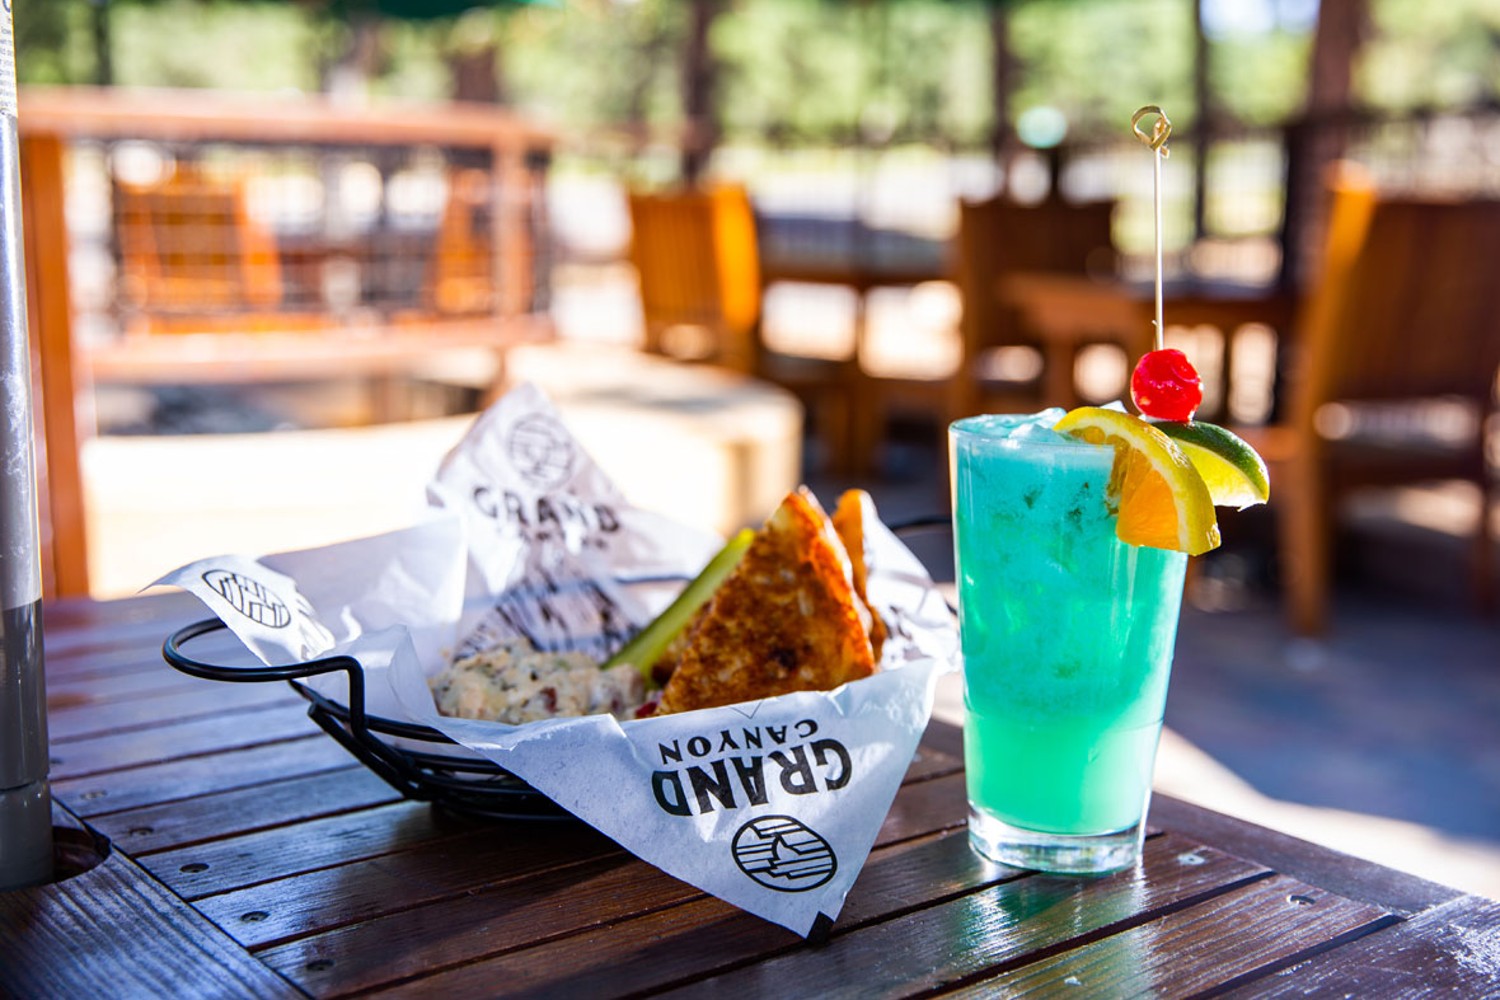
xmin=115 ymin=169 xmax=285 ymax=333
xmin=626 ymin=185 xmax=761 ymax=373
xmin=1290 ymin=174 xmax=1500 ymax=421
xmin=1269 ymin=163 xmax=1500 ymax=633
xmin=953 ymin=195 xmax=1116 ymax=415
xmin=430 ymin=167 xmax=496 ymax=317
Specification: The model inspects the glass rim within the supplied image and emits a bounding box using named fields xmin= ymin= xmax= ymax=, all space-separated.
xmin=948 ymin=414 xmax=1109 ymax=455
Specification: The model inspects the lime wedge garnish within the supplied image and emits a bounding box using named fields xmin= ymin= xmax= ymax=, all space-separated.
xmin=1152 ymin=420 xmax=1270 ymax=510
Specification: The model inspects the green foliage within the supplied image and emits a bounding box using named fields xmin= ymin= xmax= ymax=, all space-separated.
xmin=110 ymin=1 xmax=325 ymax=92
xmin=11 ymin=0 xmax=1500 ymax=148
xmin=1362 ymin=0 xmax=1500 ymax=110
xmin=1210 ymin=31 xmax=1309 ymax=126
xmin=504 ymin=0 xmax=688 ymax=131
xmin=15 ymin=0 xmax=98 ymax=84
xmin=1008 ymin=0 xmax=1195 ymax=138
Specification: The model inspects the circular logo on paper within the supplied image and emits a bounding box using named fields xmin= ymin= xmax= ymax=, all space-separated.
xmin=731 ymin=815 xmax=838 ymax=893
xmin=506 ymin=414 xmax=575 ymax=491
xmin=201 ymin=570 xmax=292 ymax=629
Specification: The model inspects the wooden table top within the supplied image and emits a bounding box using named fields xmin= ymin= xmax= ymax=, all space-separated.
xmin=758 ymin=214 xmax=950 ymax=290
xmin=998 ymin=272 xmax=1297 ymax=342
xmin=4 ymin=590 xmax=1497 ymax=998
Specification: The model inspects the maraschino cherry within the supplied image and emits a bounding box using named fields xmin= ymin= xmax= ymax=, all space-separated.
xmin=1130 ymin=348 xmax=1202 ymax=422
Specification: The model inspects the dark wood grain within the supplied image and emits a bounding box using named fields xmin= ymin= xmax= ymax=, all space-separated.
xmin=187 ymin=746 xmax=960 ymax=953
xmin=920 ymin=716 xmax=964 ymax=760
xmin=352 ymin=833 xmax=1262 ymax=1000
xmin=40 ymin=590 xmax=205 ymax=655
xmin=46 ymin=679 xmax=302 ymax=741
xmin=41 ymin=628 xmax=250 ymax=681
xmin=197 ymin=818 xmax=623 ymax=949
xmin=953 ymin=874 xmax=1395 ymax=997
xmin=902 ymin=742 xmax=963 ymax=783
xmin=46 ymin=663 xmax=230 ymax=705
xmin=51 ymin=733 xmax=358 ymax=816
xmin=428 ymin=828 xmax=1028 ymax=1000
xmin=86 ymin=764 xmax=401 ymax=856
xmin=254 ymin=763 xmax=976 ymax=996
xmin=263 ymin=852 xmax=706 ymax=997
xmin=0 ymin=847 xmax=302 ymax=1000
xmin=139 ymin=800 xmax=499 ymax=899
xmin=42 ymin=648 xmax=180 ymax=681
xmin=873 ymin=770 xmax=967 ymax=843
xmin=639 ymin=833 xmax=1270 ymax=1000
xmin=11 ymin=595 xmax=1495 ymax=1000
xmin=1219 ymin=895 xmax=1500 ymax=998
xmin=1150 ymin=793 xmax=1463 ymax=916
xmin=48 ymin=701 xmax=321 ymax=779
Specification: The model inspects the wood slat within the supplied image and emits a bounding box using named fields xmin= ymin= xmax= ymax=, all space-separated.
xmin=354 ymin=827 xmax=1008 ymax=995
xmin=157 ymin=757 xmax=963 ymax=905
xmin=355 ymin=832 xmax=1260 ymax=999
xmin=42 ymin=629 xmax=254 ymax=682
xmin=43 ymin=647 xmax=177 ymax=680
xmin=639 ymin=833 xmax=1269 ymax=1000
xmin=872 ymin=770 xmax=967 ymax=843
xmin=48 ymin=702 xmax=320 ymax=779
xmin=87 ymin=765 xmax=400 ymax=856
xmin=254 ymin=763 xmax=976 ymax=996
xmin=47 ymin=680 xmax=302 ymax=742
xmin=47 ymin=663 xmax=229 ymax=704
xmin=1219 ymin=895 xmax=1500 ymax=998
xmin=0 ymin=849 xmax=300 ymax=1000
xmin=197 ymin=819 xmax=623 ymax=950
xmin=140 ymin=801 xmax=497 ymax=899
xmin=193 ymin=745 xmax=954 ymax=953
xmin=262 ymin=852 xmax=701 ymax=997
xmin=651 ymin=839 xmax=1272 ymax=1000
xmin=901 ymin=743 xmax=963 ymax=784
xmin=41 ymin=591 xmax=205 ymax=653
xmin=52 ymin=733 xmax=357 ymax=816
xmin=183 ymin=744 xmax=960 ymax=953
xmin=1150 ymin=794 xmax=1462 ymax=915
xmin=951 ymin=874 xmax=1395 ymax=997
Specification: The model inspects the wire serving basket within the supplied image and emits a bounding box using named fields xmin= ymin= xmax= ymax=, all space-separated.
xmin=160 ymin=517 xmax=955 ymax=821
xmin=164 ymin=616 xmax=571 ymax=820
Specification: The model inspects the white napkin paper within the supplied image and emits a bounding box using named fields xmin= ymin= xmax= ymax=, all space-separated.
xmin=154 ymin=383 xmax=959 ymax=936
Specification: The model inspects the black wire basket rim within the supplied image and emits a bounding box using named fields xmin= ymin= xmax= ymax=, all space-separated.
xmin=158 ymin=516 xmax=955 ymax=819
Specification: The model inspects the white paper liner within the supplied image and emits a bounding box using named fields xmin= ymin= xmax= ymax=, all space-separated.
xmin=153 ymin=383 xmax=959 ymax=937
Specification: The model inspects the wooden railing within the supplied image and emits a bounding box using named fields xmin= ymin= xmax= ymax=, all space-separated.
xmin=19 ymin=86 xmax=558 ymax=597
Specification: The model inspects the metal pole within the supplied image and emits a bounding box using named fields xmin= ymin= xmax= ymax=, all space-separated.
xmin=0 ymin=0 xmax=54 ymax=891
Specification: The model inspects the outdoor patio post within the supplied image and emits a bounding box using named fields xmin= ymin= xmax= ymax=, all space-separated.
xmin=0 ymin=2 xmax=54 ymax=890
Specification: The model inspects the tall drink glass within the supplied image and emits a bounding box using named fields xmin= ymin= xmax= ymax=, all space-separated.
xmin=950 ymin=411 xmax=1188 ymax=873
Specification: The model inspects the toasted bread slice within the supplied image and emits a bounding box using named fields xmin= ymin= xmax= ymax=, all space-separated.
xmin=832 ymin=488 xmax=888 ymax=663
xmin=655 ymin=488 xmax=876 ymax=714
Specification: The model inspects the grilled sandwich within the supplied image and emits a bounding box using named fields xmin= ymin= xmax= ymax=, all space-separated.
xmin=654 ymin=487 xmax=877 ymax=714
xmin=831 ymin=488 xmax=887 ymax=663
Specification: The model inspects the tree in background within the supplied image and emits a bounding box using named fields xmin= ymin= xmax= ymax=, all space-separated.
xmin=14 ymin=0 xmax=1500 ymax=149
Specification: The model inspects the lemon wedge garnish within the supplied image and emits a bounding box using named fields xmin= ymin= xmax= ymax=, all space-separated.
xmin=1053 ymin=407 xmax=1221 ymax=556
xmin=1151 ymin=420 xmax=1270 ymax=510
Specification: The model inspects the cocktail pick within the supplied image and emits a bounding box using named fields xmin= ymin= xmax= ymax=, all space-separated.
xmin=1129 ymin=105 xmax=1202 ymax=423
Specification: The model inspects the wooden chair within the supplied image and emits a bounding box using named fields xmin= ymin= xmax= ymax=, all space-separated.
xmin=1253 ymin=164 xmax=1500 ymax=634
xmin=848 ymin=195 xmax=1121 ymax=474
xmin=625 ymin=186 xmax=762 ymax=372
xmin=953 ymin=194 xmax=1124 ymax=417
xmin=429 ymin=167 xmax=497 ymax=317
xmin=114 ymin=169 xmax=290 ymax=334
xmin=626 ymin=186 xmax=854 ymax=468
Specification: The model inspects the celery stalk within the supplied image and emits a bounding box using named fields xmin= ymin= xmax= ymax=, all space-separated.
xmin=606 ymin=528 xmax=755 ymax=682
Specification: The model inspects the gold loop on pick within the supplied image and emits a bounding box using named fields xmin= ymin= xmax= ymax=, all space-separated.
xmin=1131 ymin=105 xmax=1172 ymax=159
